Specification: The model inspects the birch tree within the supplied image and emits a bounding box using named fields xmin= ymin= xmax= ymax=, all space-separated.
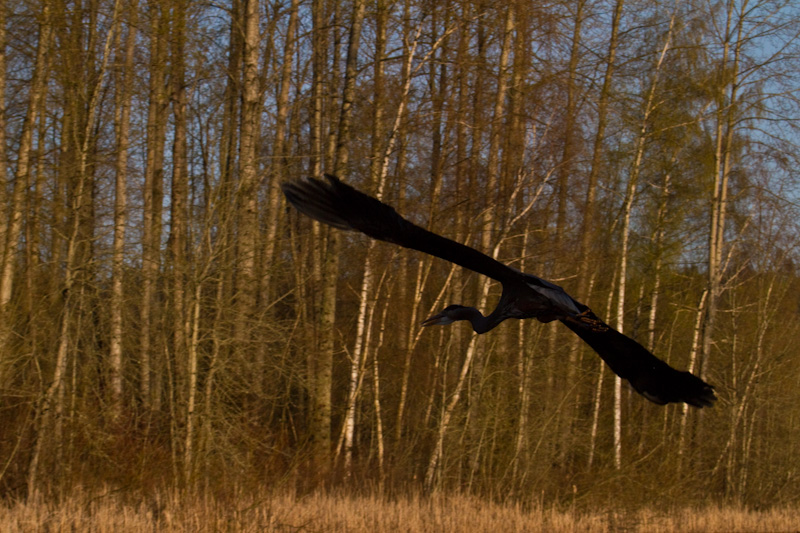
xmin=139 ymin=0 xmax=169 ymax=408
xmin=611 ymin=4 xmax=677 ymax=468
xmin=234 ymin=0 xmax=260 ymax=351
xmin=27 ymin=0 xmax=121 ymax=497
xmin=0 ymin=4 xmax=51 ymax=384
xmin=109 ymin=0 xmax=137 ymax=418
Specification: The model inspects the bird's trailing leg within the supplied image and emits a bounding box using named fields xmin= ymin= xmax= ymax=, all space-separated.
xmin=567 ymin=309 xmax=609 ymax=333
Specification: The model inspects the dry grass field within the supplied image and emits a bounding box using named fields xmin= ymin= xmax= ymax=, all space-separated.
xmin=2 ymin=489 xmax=799 ymax=532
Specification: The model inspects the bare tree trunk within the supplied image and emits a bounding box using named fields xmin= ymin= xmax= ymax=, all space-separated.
xmin=647 ymin=166 xmax=675 ymax=352
xmin=0 ymin=0 xmax=8 ymax=288
xmin=310 ymin=0 xmax=365 ymax=481
xmin=168 ymin=0 xmax=190 ymax=484
xmin=547 ymin=0 xmax=584 ymax=462
xmin=678 ymin=289 xmax=708 ymax=466
xmin=371 ymin=289 xmax=391 ymax=489
xmin=309 ymin=0 xmax=325 ymax=179
xmin=332 ymin=0 xmax=365 ymax=177
xmin=611 ymin=6 xmax=674 ymax=468
xmin=27 ymin=0 xmax=120 ymax=497
xmin=304 ymin=0 xmax=330 ymax=481
xmin=562 ymin=0 xmax=624 ymax=459
xmin=109 ymin=1 xmax=137 ymax=418
xmin=201 ymin=267 xmax=225 ymax=491
xmin=577 ymin=0 xmax=623 ymax=290
xmin=0 ymin=4 xmax=51 ymax=384
xmin=261 ymin=0 xmax=298 ymax=306
xmin=467 ymin=3 xmax=515 ymax=485
xmin=511 ymin=230 xmax=532 ymax=486
xmin=220 ymin=0 xmax=241 ymax=187
xmin=140 ymin=1 xmax=169 ymax=408
xmin=556 ymin=0 xmax=585 ymax=245
xmin=703 ymin=0 xmax=743 ymax=387
xmin=22 ymin=96 xmax=48 ymax=368
xmin=234 ymin=0 xmax=260 ymax=351
xmin=324 ymin=0 xmax=343 ymax=169
xmin=395 ymin=0 xmax=430 ymax=443
xmin=588 ymin=266 xmax=614 ymax=468
xmin=480 ymin=5 xmax=513 ymax=253
xmin=340 ymin=1 xmax=387 ymax=475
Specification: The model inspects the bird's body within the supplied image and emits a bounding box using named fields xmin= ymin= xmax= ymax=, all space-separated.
xmin=282 ymin=175 xmax=716 ymax=408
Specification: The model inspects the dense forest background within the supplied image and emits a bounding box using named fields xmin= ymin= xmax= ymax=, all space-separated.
xmin=1 ymin=0 xmax=800 ymax=509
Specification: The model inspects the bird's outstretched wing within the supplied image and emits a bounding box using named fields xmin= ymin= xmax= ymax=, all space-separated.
xmin=561 ymin=312 xmax=716 ymax=407
xmin=283 ymin=175 xmax=717 ymax=408
xmin=281 ymin=175 xmax=522 ymax=283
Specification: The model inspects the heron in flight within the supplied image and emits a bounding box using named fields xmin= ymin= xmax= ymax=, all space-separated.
xmin=281 ymin=175 xmax=715 ymax=408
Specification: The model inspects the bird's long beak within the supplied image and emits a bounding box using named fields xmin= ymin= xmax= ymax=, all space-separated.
xmin=421 ymin=312 xmax=445 ymax=327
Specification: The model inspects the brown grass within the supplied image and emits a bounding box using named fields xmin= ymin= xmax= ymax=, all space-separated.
xmin=2 ymin=489 xmax=799 ymax=532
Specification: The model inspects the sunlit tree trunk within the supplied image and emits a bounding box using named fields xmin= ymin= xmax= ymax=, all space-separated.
xmin=511 ymin=230 xmax=532 ymax=486
xmin=140 ymin=0 xmax=169 ymax=408
xmin=261 ymin=0 xmax=298 ymax=307
xmin=481 ymin=4 xmax=513 ymax=248
xmin=324 ymin=0 xmax=343 ymax=168
xmin=305 ymin=0 xmax=331 ymax=480
xmin=109 ymin=1 xmax=137 ymax=418
xmin=577 ymin=0 xmax=622 ymax=292
xmin=341 ymin=0 xmax=386 ymax=475
xmin=557 ymin=0 xmax=589 ymax=462
xmin=612 ymin=8 xmax=674 ymax=468
xmin=647 ymin=172 xmax=672 ymax=351
xmin=19 ymin=4 xmax=54 ymax=498
xmin=678 ymin=289 xmax=707 ymax=468
xmin=395 ymin=0 xmax=427 ymax=444
xmin=234 ymin=0 xmax=260 ymax=351
xmin=168 ymin=0 xmax=190 ymax=484
xmin=0 ymin=0 xmax=7 ymax=301
xmin=0 ymin=3 xmax=51 ymax=384
xmin=588 ymin=265 xmax=615 ymax=469
xmin=466 ymin=3 xmax=515 ymax=484
xmin=27 ymin=0 xmax=120 ymax=497
xmin=703 ymin=0 xmax=742 ymax=393
xmin=311 ymin=0 xmax=365 ymax=480
xmin=370 ymin=284 xmax=392 ymax=489
xmin=556 ymin=0 xmax=585 ymax=244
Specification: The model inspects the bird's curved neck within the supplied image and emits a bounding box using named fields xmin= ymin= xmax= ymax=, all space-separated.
xmin=459 ymin=307 xmax=504 ymax=334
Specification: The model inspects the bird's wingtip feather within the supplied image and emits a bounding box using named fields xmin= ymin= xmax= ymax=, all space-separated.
xmin=281 ymin=176 xmax=354 ymax=231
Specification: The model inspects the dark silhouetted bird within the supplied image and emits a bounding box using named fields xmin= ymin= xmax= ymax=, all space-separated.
xmin=281 ymin=175 xmax=716 ymax=408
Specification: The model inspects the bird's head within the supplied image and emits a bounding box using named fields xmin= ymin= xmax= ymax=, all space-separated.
xmin=421 ymin=305 xmax=472 ymax=327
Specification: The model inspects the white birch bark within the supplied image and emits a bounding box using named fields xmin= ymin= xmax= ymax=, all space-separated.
xmin=27 ymin=0 xmax=120 ymax=497
xmin=109 ymin=6 xmax=137 ymax=417
xmin=678 ymin=289 xmax=708 ymax=466
xmin=612 ymin=8 xmax=676 ymax=468
xmin=423 ymin=172 xmax=550 ymax=491
xmin=0 ymin=5 xmax=51 ymax=384
xmin=340 ymin=11 xmax=451 ymax=473
xmin=340 ymin=0 xmax=381 ymax=475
